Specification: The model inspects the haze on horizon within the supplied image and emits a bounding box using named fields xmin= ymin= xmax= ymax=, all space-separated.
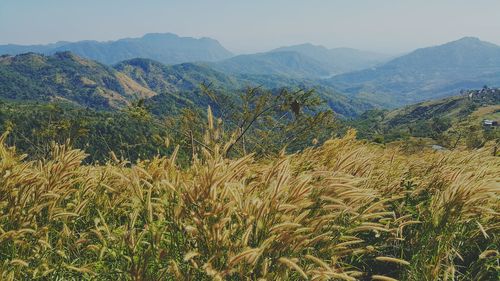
xmin=1 ymin=0 xmax=499 ymax=54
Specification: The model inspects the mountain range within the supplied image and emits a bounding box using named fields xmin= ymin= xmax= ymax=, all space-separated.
xmin=1 ymin=34 xmax=499 ymax=112
xmin=0 ymin=33 xmax=233 ymax=65
xmin=272 ymin=44 xmax=391 ymax=75
xmin=0 ymin=33 xmax=392 ymax=78
xmin=211 ymin=51 xmax=331 ymax=78
xmin=0 ymin=52 xmax=372 ymax=117
xmin=210 ymin=44 xmax=390 ymax=78
xmin=326 ymin=37 xmax=500 ymax=106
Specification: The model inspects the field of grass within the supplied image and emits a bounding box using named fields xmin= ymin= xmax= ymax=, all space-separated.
xmin=0 ymin=123 xmax=499 ymax=280
xmin=471 ymin=105 xmax=500 ymax=121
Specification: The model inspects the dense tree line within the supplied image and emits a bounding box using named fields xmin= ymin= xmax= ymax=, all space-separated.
xmin=0 ymin=87 xmax=339 ymax=164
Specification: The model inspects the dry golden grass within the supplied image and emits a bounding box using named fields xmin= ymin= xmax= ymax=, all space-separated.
xmin=0 ymin=123 xmax=498 ymax=280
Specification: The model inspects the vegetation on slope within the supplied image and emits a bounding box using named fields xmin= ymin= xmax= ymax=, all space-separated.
xmin=0 ymin=101 xmax=172 ymax=163
xmin=0 ymin=86 xmax=338 ymax=164
xmin=0 ymin=52 xmax=155 ymax=109
xmin=0 ymin=52 xmax=376 ymax=118
xmin=0 ymin=117 xmax=498 ymax=280
xmin=351 ymin=87 xmax=500 ymax=150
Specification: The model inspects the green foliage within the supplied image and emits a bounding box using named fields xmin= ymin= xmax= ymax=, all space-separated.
xmin=199 ymin=86 xmax=339 ymax=156
xmin=0 ymin=102 xmax=174 ymax=163
xmin=0 ymin=85 xmax=339 ymax=163
xmin=0 ymin=126 xmax=498 ymax=280
xmin=350 ymin=88 xmax=500 ymax=150
xmin=0 ymin=52 xmax=376 ymax=119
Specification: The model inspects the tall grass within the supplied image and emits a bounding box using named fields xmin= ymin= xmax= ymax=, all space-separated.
xmin=0 ymin=123 xmax=498 ymax=280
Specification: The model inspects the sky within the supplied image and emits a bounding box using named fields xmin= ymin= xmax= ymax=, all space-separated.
xmin=1 ymin=0 xmax=500 ymax=54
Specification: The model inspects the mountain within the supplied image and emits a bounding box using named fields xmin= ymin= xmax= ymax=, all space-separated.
xmin=0 ymin=52 xmax=379 ymax=118
xmin=116 ymin=58 xmax=352 ymax=114
xmin=114 ymin=58 xmax=245 ymax=115
xmin=211 ymin=51 xmax=331 ymax=78
xmin=0 ymin=33 xmax=233 ymax=65
xmin=0 ymin=52 xmax=247 ymax=114
xmin=115 ymin=58 xmax=241 ymax=94
xmin=272 ymin=43 xmax=391 ymax=75
xmin=327 ymin=37 xmax=500 ymax=107
xmin=0 ymin=52 xmax=156 ymax=109
xmin=0 ymin=41 xmax=70 ymax=55
xmin=112 ymin=57 xmax=378 ymax=117
xmin=211 ymin=44 xmax=390 ymax=79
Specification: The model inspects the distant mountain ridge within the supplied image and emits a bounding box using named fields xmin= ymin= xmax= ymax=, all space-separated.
xmin=211 ymin=51 xmax=331 ymax=78
xmin=0 ymin=35 xmax=393 ymax=80
xmin=3 ymin=36 xmax=498 ymax=118
xmin=0 ymin=33 xmax=234 ymax=65
xmin=326 ymin=37 xmax=500 ymax=107
xmin=211 ymin=44 xmax=391 ymax=79
xmin=272 ymin=43 xmax=391 ymax=75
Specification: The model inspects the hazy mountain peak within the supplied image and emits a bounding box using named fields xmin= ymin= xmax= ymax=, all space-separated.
xmin=454 ymin=36 xmax=482 ymax=43
xmin=328 ymin=37 xmax=500 ymax=106
xmin=390 ymin=36 xmax=500 ymax=66
xmin=141 ymin=32 xmax=178 ymax=39
xmin=279 ymin=43 xmax=329 ymax=51
xmin=0 ymin=33 xmax=234 ymax=65
xmin=442 ymin=36 xmax=498 ymax=48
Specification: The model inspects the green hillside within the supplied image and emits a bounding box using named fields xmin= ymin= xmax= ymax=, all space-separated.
xmin=0 ymin=52 xmax=156 ymax=109
xmin=0 ymin=101 xmax=171 ymax=163
xmin=0 ymin=54 xmax=346 ymax=163
xmin=352 ymin=87 xmax=500 ymax=147
xmin=0 ymin=52 xmax=377 ymax=118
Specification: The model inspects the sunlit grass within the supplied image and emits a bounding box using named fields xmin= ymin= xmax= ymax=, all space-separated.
xmin=0 ymin=123 xmax=498 ymax=280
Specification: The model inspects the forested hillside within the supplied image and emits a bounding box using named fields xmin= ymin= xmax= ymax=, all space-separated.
xmin=0 ymin=52 xmax=155 ymax=109
xmin=352 ymin=87 xmax=500 ymax=149
xmin=0 ymin=83 xmax=340 ymax=164
xmin=0 ymin=52 xmax=377 ymax=117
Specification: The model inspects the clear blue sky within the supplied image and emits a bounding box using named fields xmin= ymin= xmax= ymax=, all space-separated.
xmin=1 ymin=0 xmax=499 ymax=54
